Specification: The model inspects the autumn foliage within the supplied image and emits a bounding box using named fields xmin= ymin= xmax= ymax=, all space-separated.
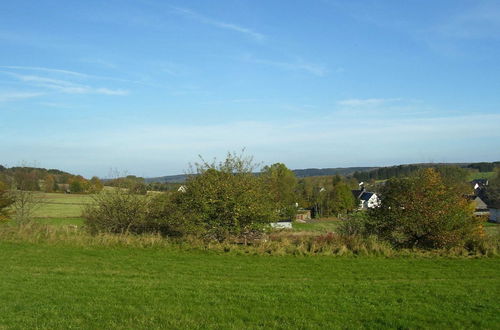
xmin=366 ymin=168 xmax=482 ymax=249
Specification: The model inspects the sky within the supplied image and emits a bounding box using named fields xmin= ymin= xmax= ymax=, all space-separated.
xmin=1 ymin=0 xmax=499 ymax=178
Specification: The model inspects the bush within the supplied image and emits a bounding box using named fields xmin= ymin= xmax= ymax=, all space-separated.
xmin=362 ymin=168 xmax=483 ymax=249
xmin=0 ymin=182 xmax=13 ymax=223
xmin=83 ymin=190 xmax=198 ymax=237
xmin=176 ymin=152 xmax=278 ymax=241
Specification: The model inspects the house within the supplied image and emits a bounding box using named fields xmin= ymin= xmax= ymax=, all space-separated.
xmin=57 ymin=183 xmax=70 ymax=193
xmin=352 ymin=186 xmax=380 ymax=210
xmin=465 ymin=195 xmax=489 ymax=217
xmin=470 ymin=179 xmax=488 ymax=193
xmin=177 ymin=185 xmax=187 ymax=193
xmin=295 ymin=209 xmax=312 ymax=222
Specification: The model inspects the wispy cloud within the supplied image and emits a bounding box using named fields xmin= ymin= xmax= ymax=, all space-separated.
xmin=242 ymin=54 xmax=327 ymax=76
xmin=171 ymin=6 xmax=265 ymax=41
xmin=337 ymin=98 xmax=401 ymax=107
xmin=0 ymin=92 xmax=44 ymax=102
xmin=434 ymin=3 xmax=500 ymax=40
xmin=2 ymin=71 xmax=128 ymax=96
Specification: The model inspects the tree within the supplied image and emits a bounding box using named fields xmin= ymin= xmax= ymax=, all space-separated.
xmin=328 ymin=181 xmax=357 ymax=216
xmin=484 ymin=167 xmax=500 ymax=208
xmin=10 ymin=189 xmax=42 ymax=224
xmin=176 ymin=152 xmax=278 ymax=241
xmin=0 ymin=182 xmax=14 ymax=223
xmin=88 ymin=176 xmax=104 ymax=193
xmin=366 ymin=168 xmax=482 ymax=249
xmin=261 ymin=163 xmax=298 ymax=220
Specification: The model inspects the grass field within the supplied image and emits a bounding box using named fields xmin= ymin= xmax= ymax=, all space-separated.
xmin=293 ymin=219 xmax=341 ymax=233
xmin=467 ymin=171 xmax=496 ymax=181
xmin=34 ymin=193 xmax=93 ymax=218
xmin=0 ymin=241 xmax=498 ymax=329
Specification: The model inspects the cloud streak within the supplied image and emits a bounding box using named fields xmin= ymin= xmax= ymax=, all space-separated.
xmin=337 ymin=98 xmax=401 ymax=107
xmin=4 ymin=72 xmax=128 ymax=95
xmin=0 ymin=92 xmax=44 ymax=102
xmin=171 ymin=6 xmax=265 ymax=41
xmin=242 ymin=55 xmax=327 ymax=76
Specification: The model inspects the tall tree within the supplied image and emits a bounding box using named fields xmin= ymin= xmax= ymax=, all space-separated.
xmin=261 ymin=163 xmax=298 ymax=219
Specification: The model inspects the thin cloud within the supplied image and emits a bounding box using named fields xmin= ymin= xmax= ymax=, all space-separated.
xmin=338 ymin=98 xmax=401 ymax=107
xmin=0 ymin=65 xmax=146 ymax=85
xmin=0 ymin=92 xmax=44 ymax=102
xmin=0 ymin=65 xmax=88 ymax=77
xmin=171 ymin=6 xmax=265 ymax=41
xmin=242 ymin=55 xmax=327 ymax=76
xmin=4 ymin=72 xmax=128 ymax=96
xmin=434 ymin=3 xmax=500 ymax=40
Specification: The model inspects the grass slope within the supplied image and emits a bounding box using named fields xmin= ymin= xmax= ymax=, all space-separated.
xmin=0 ymin=242 xmax=498 ymax=329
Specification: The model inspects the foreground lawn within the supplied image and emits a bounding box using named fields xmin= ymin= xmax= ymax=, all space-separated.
xmin=0 ymin=242 xmax=498 ymax=329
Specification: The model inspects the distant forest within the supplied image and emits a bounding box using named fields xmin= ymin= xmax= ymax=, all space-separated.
xmin=352 ymin=162 xmax=500 ymax=182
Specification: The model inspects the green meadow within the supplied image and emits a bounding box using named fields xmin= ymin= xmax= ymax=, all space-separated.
xmin=34 ymin=193 xmax=93 ymax=218
xmin=0 ymin=241 xmax=499 ymax=329
xmin=1 ymin=192 xmax=498 ymax=328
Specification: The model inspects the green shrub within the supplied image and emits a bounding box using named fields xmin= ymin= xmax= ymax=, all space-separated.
xmin=345 ymin=168 xmax=483 ymax=250
xmin=176 ymin=152 xmax=278 ymax=241
xmin=0 ymin=182 xmax=13 ymax=223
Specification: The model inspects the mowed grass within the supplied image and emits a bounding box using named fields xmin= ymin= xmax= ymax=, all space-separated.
xmin=0 ymin=241 xmax=498 ymax=329
xmin=34 ymin=193 xmax=93 ymax=218
xmin=292 ymin=219 xmax=341 ymax=233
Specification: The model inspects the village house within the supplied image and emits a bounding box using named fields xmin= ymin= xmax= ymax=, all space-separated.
xmin=352 ymin=185 xmax=380 ymax=210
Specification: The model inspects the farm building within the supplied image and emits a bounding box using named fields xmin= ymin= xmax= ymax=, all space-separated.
xmin=465 ymin=195 xmax=489 ymax=217
xmin=295 ymin=209 xmax=312 ymax=222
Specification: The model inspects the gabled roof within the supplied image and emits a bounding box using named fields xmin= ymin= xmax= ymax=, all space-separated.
xmin=359 ymin=192 xmax=375 ymax=201
xmin=470 ymin=179 xmax=488 ymax=185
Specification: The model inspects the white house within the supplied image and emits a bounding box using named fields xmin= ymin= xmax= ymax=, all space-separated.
xmin=352 ymin=188 xmax=380 ymax=210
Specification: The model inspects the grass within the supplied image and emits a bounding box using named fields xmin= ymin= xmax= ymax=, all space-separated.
xmin=467 ymin=171 xmax=496 ymax=181
xmin=36 ymin=217 xmax=85 ymax=226
xmin=0 ymin=241 xmax=498 ymax=329
xmin=34 ymin=193 xmax=93 ymax=218
xmin=292 ymin=218 xmax=341 ymax=233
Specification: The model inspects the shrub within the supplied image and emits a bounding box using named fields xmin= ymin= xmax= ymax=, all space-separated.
xmin=84 ymin=189 xmax=149 ymax=234
xmin=176 ymin=152 xmax=278 ymax=241
xmin=365 ymin=168 xmax=483 ymax=249
xmin=0 ymin=182 xmax=13 ymax=223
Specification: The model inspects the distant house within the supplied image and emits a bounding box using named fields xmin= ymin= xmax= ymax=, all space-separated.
xmin=177 ymin=185 xmax=187 ymax=193
xmin=352 ymin=187 xmax=380 ymax=210
xmin=465 ymin=195 xmax=489 ymax=217
xmin=57 ymin=183 xmax=70 ymax=193
xmin=470 ymin=179 xmax=488 ymax=193
xmin=295 ymin=209 xmax=312 ymax=222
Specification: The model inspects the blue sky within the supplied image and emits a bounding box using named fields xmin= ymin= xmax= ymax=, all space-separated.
xmin=1 ymin=0 xmax=499 ymax=178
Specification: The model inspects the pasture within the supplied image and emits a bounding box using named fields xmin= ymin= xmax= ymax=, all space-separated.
xmin=34 ymin=192 xmax=92 ymax=218
xmin=0 ymin=241 xmax=499 ymax=329
xmin=1 ymin=192 xmax=499 ymax=328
